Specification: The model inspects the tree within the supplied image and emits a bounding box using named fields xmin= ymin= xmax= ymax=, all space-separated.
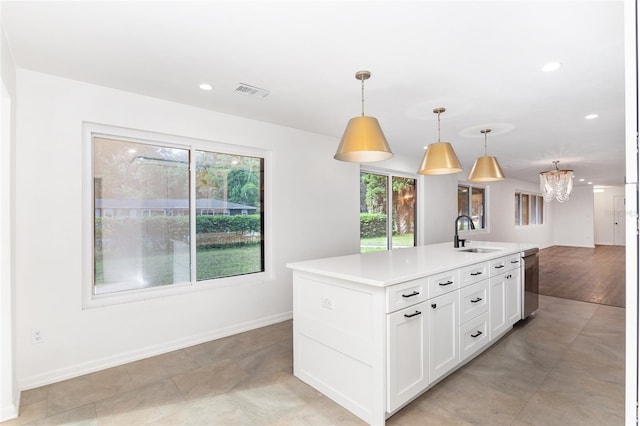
xmin=227 ymin=169 xmax=260 ymax=207
xmin=361 ymin=173 xmax=387 ymax=214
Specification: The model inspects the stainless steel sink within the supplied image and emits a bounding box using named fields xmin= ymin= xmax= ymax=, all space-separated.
xmin=458 ymin=247 xmax=502 ymax=253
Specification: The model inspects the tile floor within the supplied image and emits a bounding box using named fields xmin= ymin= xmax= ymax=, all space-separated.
xmin=6 ymin=295 xmax=624 ymax=425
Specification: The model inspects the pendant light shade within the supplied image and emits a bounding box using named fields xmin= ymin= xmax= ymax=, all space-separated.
xmin=468 ymin=129 xmax=505 ymax=182
xmin=418 ymin=108 xmax=462 ymax=175
xmin=540 ymin=161 xmax=573 ymax=202
xmin=334 ymin=71 xmax=393 ymax=163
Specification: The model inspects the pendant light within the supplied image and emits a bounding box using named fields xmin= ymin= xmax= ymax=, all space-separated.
xmin=418 ymin=107 xmax=463 ymax=175
xmin=540 ymin=160 xmax=574 ymax=202
xmin=334 ymin=71 xmax=393 ymax=162
xmin=468 ymin=128 xmax=505 ymax=182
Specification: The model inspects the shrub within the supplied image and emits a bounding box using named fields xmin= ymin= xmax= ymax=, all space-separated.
xmin=360 ymin=213 xmax=387 ymax=238
xmin=95 ymin=214 xmax=261 ymax=252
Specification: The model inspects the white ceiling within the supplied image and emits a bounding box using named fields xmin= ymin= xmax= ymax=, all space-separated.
xmin=1 ymin=0 xmax=626 ymax=186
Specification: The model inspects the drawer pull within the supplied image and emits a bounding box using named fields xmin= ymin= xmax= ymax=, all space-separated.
xmin=471 ymin=330 xmax=483 ymax=338
xmin=438 ymin=280 xmax=454 ymax=287
xmin=494 ymin=264 xmax=505 ymax=269
xmin=470 ymin=272 xmax=483 ymax=276
xmin=431 ymin=303 xmax=437 ymax=309
xmin=404 ymin=310 xmax=422 ymax=318
xmin=402 ymin=291 xmax=420 ymax=298
xmin=470 ymin=297 xmax=482 ymax=303
xmin=510 ymin=260 xmax=519 ymax=264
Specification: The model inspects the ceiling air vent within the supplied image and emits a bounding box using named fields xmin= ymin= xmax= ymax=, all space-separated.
xmin=234 ymin=83 xmax=270 ymax=99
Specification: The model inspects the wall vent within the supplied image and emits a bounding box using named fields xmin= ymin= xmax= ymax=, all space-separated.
xmin=234 ymin=83 xmax=270 ymax=99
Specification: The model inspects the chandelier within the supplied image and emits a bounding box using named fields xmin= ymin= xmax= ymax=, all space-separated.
xmin=539 ymin=161 xmax=574 ymax=202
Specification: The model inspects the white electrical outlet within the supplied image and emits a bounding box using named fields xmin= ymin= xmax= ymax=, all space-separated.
xmin=32 ymin=329 xmax=43 ymax=344
xmin=321 ymin=297 xmax=335 ymax=310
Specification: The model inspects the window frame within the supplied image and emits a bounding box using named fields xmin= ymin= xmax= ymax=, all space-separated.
xmin=83 ymin=122 xmax=272 ymax=309
xmin=359 ymin=167 xmax=419 ymax=252
xmin=457 ymin=183 xmax=488 ymax=232
xmin=515 ymin=191 xmax=544 ymax=226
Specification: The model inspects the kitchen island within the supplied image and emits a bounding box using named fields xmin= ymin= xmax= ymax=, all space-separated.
xmin=287 ymin=241 xmax=537 ymax=426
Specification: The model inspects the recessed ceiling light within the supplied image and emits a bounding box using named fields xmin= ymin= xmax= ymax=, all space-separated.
xmin=585 ymin=113 xmax=598 ymax=120
xmin=588 ymin=181 xmax=593 ymax=185
xmin=579 ymin=178 xmax=585 ymax=182
xmin=542 ymin=61 xmax=562 ymax=72
xmin=199 ymin=83 xmax=213 ymax=91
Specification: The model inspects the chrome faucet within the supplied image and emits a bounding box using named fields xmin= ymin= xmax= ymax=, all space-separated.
xmin=454 ymin=215 xmax=475 ymax=248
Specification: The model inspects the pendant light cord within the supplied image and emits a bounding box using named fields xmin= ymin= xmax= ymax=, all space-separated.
xmin=437 ymin=110 xmax=441 ymax=142
xmin=360 ymin=75 xmax=365 ymax=117
xmin=484 ymin=131 xmax=488 ymax=156
xmin=481 ymin=128 xmax=491 ymax=156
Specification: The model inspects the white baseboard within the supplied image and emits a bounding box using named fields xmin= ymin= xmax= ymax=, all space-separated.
xmin=0 ymin=392 xmax=20 ymax=422
xmin=19 ymin=311 xmax=292 ymax=391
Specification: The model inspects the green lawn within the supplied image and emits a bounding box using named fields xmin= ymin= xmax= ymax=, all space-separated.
xmin=196 ymin=244 xmax=262 ymax=280
xmin=95 ymin=244 xmax=263 ymax=289
xmin=360 ymin=233 xmax=415 ymax=253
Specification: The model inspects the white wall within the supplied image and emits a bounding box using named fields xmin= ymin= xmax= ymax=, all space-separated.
xmin=422 ymin=173 xmax=459 ymax=244
xmin=594 ymin=185 xmax=626 ymax=245
xmin=0 ymin=19 xmax=19 ymax=421
xmin=14 ymin=69 xmax=360 ymax=389
xmin=553 ymin=186 xmax=595 ymax=247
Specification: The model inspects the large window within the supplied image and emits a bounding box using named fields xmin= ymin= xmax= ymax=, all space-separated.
xmin=515 ymin=192 xmax=543 ymax=225
xmin=457 ymin=184 xmax=485 ymax=230
xmin=360 ymin=171 xmax=416 ymax=253
xmin=89 ymin=125 xmax=265 ymax=303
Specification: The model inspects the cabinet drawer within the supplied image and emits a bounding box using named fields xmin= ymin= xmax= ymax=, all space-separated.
xmin=427 ymin=270 xmax=459 ymax=298
xmin=459 ymin=262 xmax=488 ymax=287
xmin=386 ymin=278 xmax=428 ymax=313
xmin=489 ymin=256 xmax=508 ymax=277
xmin=460 ymin=311 xmax=490 ymax=362
xmin=505 ymin=253 xmax=521 ymax=270
xmin=459 ymin=279 xmax=489 ymax=324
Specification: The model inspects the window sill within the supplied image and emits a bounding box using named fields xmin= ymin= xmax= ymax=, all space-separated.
xmin=83 ymin=271 xmax=272 ymax=310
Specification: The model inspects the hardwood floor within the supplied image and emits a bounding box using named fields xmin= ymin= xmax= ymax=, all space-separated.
xmin=539 ymin=245 xmax=625 ymax=308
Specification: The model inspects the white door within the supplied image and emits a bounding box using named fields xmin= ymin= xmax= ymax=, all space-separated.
xmin=490 ymin=275 xmax=507 ymax=338
xmin=428 ymin=291 xmax=458 ymax=383
xmin=505 ymin=271 xmax=521 ymax=326
xmin=614 ymin=196 xmax=625 ymax=246
xmin=387 ymin=302 xmax=429 ymax=412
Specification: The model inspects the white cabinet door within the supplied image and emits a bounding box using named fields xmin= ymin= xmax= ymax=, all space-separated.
xmin=387 ymin=301 xmax=429 ymax=412
xmin=428 ymin=291 xmax=459 ymax=383
xmin=490 ymin=274 xmax=508 ymax=338
xmin=505 ymin=270 xmax=521 ymax=326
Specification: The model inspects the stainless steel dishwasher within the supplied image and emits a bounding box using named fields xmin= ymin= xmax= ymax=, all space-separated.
xmin=521 ymin=248 xmax=539 ymax=318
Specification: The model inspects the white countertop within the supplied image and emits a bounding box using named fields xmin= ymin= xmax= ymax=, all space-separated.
xmin=286 ymin=241 xmax=538 ymax=287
